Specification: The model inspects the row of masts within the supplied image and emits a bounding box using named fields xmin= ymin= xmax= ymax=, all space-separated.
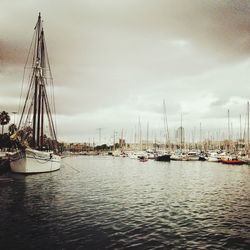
xmin=94 ymin=101 xmax=250 ymax=154
xmin=227 ymin=102 xmax=250 ymax=148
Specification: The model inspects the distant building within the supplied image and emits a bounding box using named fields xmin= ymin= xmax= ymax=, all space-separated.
xmin=64 ymin=142 xmax=93 ymax=152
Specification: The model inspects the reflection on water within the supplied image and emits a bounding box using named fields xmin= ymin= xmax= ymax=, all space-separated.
xmin=0 ymin=156 xmax=250 ymax=249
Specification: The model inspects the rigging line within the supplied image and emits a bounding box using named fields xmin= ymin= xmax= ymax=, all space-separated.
xmin=43 ymin=76 xmax=57 ymax=138
xmin=18 ymin=72 xmax=35 ymax=130
xmin=43 ymin=88 xmax=57 ymax=150
xmin=44 ymin=34 xmax=53 ymax=80
xmin=20 ymin=72 xmax=35 ymax=124
xmin=32 ymin=27 xmax=38 ymax=66
xmin=44 ymin=88 xmax=57 ymax=143
xmin=44 ymin=37 xmax=58 ymax=135
xmin=42 ymin=88 xmax=52 ymax=133
xmin=62 ymin=161 xmax=80 ymax=173
xmin=18 ymin=31 xmax=36 ymax=115
xmin=44 ymin=99 xmax=54 ymax=145
xmin=24 ymin=95 xmax=34 ymax=127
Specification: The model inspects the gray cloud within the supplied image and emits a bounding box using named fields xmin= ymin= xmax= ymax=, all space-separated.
xmin=1 ymin=0 xmax=250 ymax=141
xmin=0 ymin=40 xmax=26 ymax=67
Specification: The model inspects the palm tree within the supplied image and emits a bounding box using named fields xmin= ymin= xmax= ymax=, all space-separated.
xmin=0 ymin=111 xmax=10 ymax=134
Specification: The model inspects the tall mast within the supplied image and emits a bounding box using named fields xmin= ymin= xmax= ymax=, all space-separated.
xmin=146 ymin=121 xmax=149 ymax=150
xmin=121 ymin=128 xmax=124 ymax=150
xmin=163 ymin=99 xmax=170 ymax=149
xmin=32 ymin=12 xmax=41 ymax=148
xmin=34 ymin=14 xmax=47 ymax=149
xmin=240 ymin=114 xmax=242 ymax=141
xmin=41 ymin=93 xmax=44 ymax=148
xmin=228 ymin=109 xmax=230 ymax=141
xmin=181 ymin=113 xmax=183 ymax=148
xmin=37 ymin=28 xmax=46 ymax=149
xmin=247 ymin=101 xmax=249 ymax=151
xmin=199 ymin=122 xmax=202 ymax=150
xmin=113 ymin=130 xmax=116 ymax=151
xmin=138 ymin=116 xmax=142 ymax=150
xmin=33 ymin=77 xmax=38 ymax=147
xmin=37 ymin=80 xmax=42 ymax=148
xmin=134 ymin=125 xmax=137 ymax=145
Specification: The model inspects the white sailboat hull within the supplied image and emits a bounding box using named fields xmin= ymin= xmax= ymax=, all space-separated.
xmin=207 ymin=157 xmax=219 ymax=162
xmin=9 ymin=148 xmax=61 ymax=173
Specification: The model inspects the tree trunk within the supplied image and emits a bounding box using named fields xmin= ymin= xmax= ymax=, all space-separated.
xmin=2 ymin=125 xmax=3 ymax=134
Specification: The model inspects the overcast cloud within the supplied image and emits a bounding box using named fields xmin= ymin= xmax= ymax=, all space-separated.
xmin=1 ymin=0 xmax=250 ymax=143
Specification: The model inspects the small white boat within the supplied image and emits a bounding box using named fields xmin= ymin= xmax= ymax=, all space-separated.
xmin=207 ymin=152 xmax=219 ymax=162
xmin=170 ymin=153 xmax=186 ymax=161
xmin=186 ymin=151 xmax=199 ymax=161
xmin=128 ymin=151 xmax=147 ymax=160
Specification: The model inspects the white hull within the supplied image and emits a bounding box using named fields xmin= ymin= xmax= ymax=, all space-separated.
xmin=170 ymin=154 xmax=186 ymax=161
xmin=186 ymin=156 xmax=199 ymax=161
xmin=9 ymin=148 xmax=61 ymax=173
xmin=207 ymin=157 xmax=219 ymax=162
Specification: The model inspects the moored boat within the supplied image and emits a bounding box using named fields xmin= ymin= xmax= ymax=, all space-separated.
xmin=9 ymin=13 xmax=61 ymax=173
xmin=221 ymin=158 xmax=245 ymax=165
xmin=138 ymin=155 xmax=148 ymax=162
xmin=207 ymin=152 xmax=220 ymax=162
xmin=155 ymin=154 xmax=171 ymax=162
xmin=9 ymin=148 xmax=60 ymax=173
xmin=186 ymin=151 xmax=199 ymax=161
xmin=170 ymin=152 xmax=187 ymax=161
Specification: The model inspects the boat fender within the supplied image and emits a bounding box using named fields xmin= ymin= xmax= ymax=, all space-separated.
xmin=50 ymin=153 xmax=53 ymax=159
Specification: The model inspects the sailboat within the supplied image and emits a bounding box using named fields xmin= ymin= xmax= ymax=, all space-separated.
xmin=9 ymin=13 xmax=61 ymax=173
xmin=155 ymin=100 xmax=171 ymax=162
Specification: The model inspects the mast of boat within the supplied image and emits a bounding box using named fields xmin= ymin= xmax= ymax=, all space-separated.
xmin=121 ymin=128 xmax=124 ymax=151
xmin=227 ymin=109 xmax=230 ymax=152
xmin=240 ymin=114 xmax=242 ymax=142
xmin=192 ymin=127 xmax=196 ymax=150
xmin=247 ymin=101 xmax=250 ymax=154
xmin=199 ymin=122 xmax=202 ymax=151
xmin=138 ymin=116 xmax=142 ymax=150
xmin=231 ymin=122 xmax=234 ymax=152
xmin=180 ymin=113 xmax=183 ymax=151
xmin=134 ymin=125 xmax=137 ymax=149
xmin=32 ymin=13 xmax=41 ymax=148
xmin=146 ymin=121 xmax=149 ymax=150
xmin=113 ymin=130 xmax=116 ymax=151
xmin=37 ymin=28 xmax=46 ymax=150
xmin=228 ymin=109 xmax=230 ymax=141
xmin=163 ymin=99 xmax=170 ymax=150
xmin=33 ymin=13 xmax=47 ymax=150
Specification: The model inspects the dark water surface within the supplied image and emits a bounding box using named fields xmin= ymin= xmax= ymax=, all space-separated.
xmin=0 ymin=156 xmax=250 ymax=249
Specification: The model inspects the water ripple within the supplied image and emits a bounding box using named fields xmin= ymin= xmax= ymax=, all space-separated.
xmin=0 ymin=156 xmax=249 ymax=249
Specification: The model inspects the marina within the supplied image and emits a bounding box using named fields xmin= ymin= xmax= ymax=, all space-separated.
xmin=1 ymin=1 xmax=250 ymax=249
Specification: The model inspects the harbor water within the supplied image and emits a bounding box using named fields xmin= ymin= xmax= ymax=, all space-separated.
xmin=0 ymin=156 xmax=250 ymax=249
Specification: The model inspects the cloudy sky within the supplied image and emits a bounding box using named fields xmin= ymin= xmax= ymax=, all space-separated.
xmin=1 ymin=0 xmax=250 ymax=143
